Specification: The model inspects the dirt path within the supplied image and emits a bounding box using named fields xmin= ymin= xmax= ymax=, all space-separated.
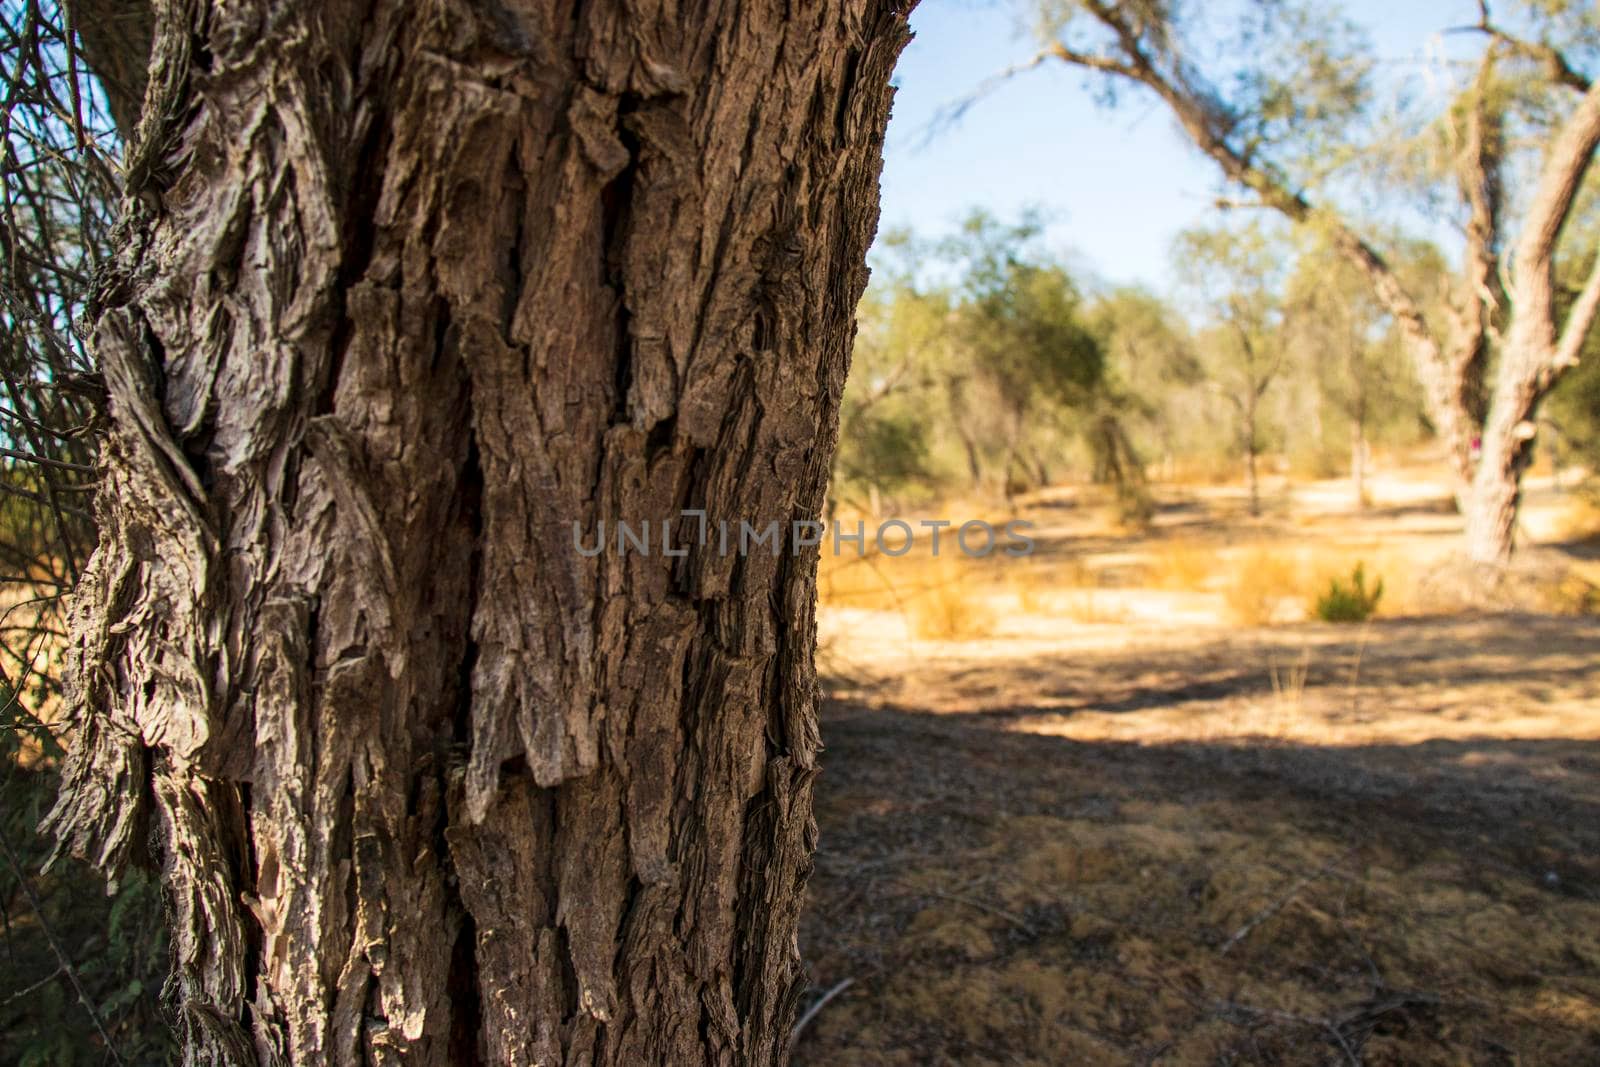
xmin=796 ymin=614 xmax=1600 ymax=1066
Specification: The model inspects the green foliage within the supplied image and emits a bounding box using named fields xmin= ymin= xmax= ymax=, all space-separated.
xmin=836 ymin=210 xmax=1121 ymax=508
xmin=2 ymin=682 xmax=174 ymax=1066
xmin=1030 ymin=0 xmax=1374 ymax=173
xmin=1314 ymin=562 xmax=1384 ymax=623
xmin=840 ymin=206 xmax=1439 ymax=510
xmin=835 ymin=409 xmax=930 ymax=496
xmin=1548 ymin=243 xmax=1600 ymax=484
xmin=1282 ymin=230 xmax=1429 ymax=474
xmin=933 ymin=212 xmax=1105 ymax=410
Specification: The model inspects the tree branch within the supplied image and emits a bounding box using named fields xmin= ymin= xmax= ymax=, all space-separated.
xmin=1447 ymin=14 xmax=1592 ymax=94
xmin=64 ymin=0 xmax=154 ymax=140
xmin=1496 ymin=75 xmax=1600 ymax=402
xmin=1554 ymin=248 xmax=1600 ymax=372
xmin=1513 ymin=79 xmax=1600 ymax=286
xmin=1041 ymin=15 xmax=1446 ymax=382
xmin=1040 ymin=5 xmax=1488 ymax=490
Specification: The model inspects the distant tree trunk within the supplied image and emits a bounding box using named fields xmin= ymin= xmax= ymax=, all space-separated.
xmin=1245 ymin=443 xmax=1261 ymax=517
xmin=49 ymin=3 xmax=913 ymax=1064
xmin=959 ymin=429 xmax=984 ymax=489
xmin=1027 ymin=444 xmax=1051 ymax=488
xmin=1462 ymin=415 xmax=1527 ymax=565
xmin=1001 ymin=404 xmax=1024 ymax=503
xmin=1351 ymin=361 xmax=1369 ymax=511
xmin=1351 ymin=424 xmax=1368 ymax=511
xmin=1463 ymin=288 xmax=1591 ymax=563
xmin=1243 ymin=389 xmax=1262 ymax=517
xmin=1037 ymin=13 xmax=1551 ymax=532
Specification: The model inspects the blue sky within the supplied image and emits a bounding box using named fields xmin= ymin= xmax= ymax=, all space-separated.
xmin=877 ymin=0 xmax=1487 ymax=291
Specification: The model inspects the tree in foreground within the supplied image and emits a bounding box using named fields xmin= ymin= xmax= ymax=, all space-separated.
xmin=48 ymin=2 xmax=914 ymax=1063
xmin=1022 ymin=0 xmax=1600 ymax=565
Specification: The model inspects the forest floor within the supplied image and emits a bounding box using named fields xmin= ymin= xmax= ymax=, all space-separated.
xmin=797 ymin=462 xmax=1600 ymax=1065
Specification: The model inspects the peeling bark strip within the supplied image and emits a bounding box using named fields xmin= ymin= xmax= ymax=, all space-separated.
xmin=48 ymin=2 xmax=913 ymax=1063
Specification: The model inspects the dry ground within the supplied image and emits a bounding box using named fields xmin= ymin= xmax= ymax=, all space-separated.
xmin=796 ymin=464 xmax=1600 ymax=1065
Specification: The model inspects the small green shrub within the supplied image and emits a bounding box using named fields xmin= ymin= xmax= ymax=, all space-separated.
xmin=1314 ymin=562 xmax=1384 ymax=623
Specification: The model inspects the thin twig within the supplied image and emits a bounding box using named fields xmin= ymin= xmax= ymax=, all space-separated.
xmin=923 ymin=889 xmax=1037 ymax=936
xmin=3 ymin=964 xmax=65 ymax=1007
xmin=789 ymin=977 xmax=855 ymax=1047
xmin=0 ymin=826 xmax=126 ymax=1065
xmin=1219 ymin=847 xmax=1359 ymax=956
xmin=0 ymin=444 xmax=96 ymax=472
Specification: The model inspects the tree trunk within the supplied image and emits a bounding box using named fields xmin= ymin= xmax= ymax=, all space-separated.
xmin=1463 ymin=320 xmax=1545 ymax=565
xmin=1462 ymin=435 xmax=1524 ymax=566
xmin=1027 ymin=444 xmax=1051 ymax=489
xmin=1349 ymin=351 xmax=1368 ymax=511
xmin=1246 ymin=445 xmax=1260 ymax=517
xmin=1351 ymin=424 xmax=1367 ymax=512
xmin=959 ymin=429 xmax=984 ymax=489
xmin=1243 ymin=393 xmax=1261 ymax=517
xmin=48 ymin=3 xmax=912 ymax=1065
xmin=1461 ymin=79 xmax=1600 ymax=565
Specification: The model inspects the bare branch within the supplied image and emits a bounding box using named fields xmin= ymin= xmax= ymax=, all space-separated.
xmin=1513 ymin=80 xmax=1600 ymax=287
xmin=922 ymin=41 xmax=1133 ymax=147
xmin=63 ymin=0 xmax=154 ymax=138
xmin=1445 ymin=8 xmax=1592 ymax=94
xmin=1038 ymin=15 xmax=1448 ymax=391
xmin=0 ymin=827 xmax=126 ymax=1065
xmin=1554 ymin=248 xmax=1600 ymax=372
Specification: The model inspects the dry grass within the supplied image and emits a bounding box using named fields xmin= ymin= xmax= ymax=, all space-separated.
xmin=819 ymin=549 xmax=999 ymax=640
xmin=1061 ymin=587 xmax=1132 ymax=625
xmin=1144 ymin=540 xmax=1216 ymax=592
xmin=1006 ymin=565 xmax=1048 ymax=615
xmin=1141 ymin=536 xmax=1417 ymax=624
xmin=1221 ymin=547 xmax=1301 ymax=626
xmin=818 ymin=467 xmax=1596 ymax=657
xmin=803 ymin=466 xmax=1600 ymax=1065
xmin=904 ymin=556 xmax=997 ymax=639
xmin=1549 ymin=567 xmax=1600 ymax=615
xmin=1557 ymin=495 xmax=1600 ymax=544
xmin=801 ymin=611 xmax=1600 ymax=1066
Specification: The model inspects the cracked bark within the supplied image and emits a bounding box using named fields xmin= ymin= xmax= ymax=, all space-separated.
xmin=48 ymin=2 xmax=914 ymax=1063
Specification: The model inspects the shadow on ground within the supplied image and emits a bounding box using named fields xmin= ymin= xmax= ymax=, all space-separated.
xmin=797 ymin=617 xmax=1600 ymax=1066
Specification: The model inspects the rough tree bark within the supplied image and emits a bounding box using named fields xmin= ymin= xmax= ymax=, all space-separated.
xmin=47 ymin=2 xmax=913 ymax=1064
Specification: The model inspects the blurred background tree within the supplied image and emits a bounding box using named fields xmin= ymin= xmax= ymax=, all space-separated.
xmin=835 ymin=202 xmax=1447 ymax=528
xmin=836 ymin=210 xmax=1160 ymax=523
xmin=1173 ymin=221 xmax=1293 ymax=517
xmin=1019 ymin=0 xmax=1600 ymax=564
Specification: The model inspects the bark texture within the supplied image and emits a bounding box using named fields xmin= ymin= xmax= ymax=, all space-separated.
xmin=48 ymin=2 xmax=913 ymax=1063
